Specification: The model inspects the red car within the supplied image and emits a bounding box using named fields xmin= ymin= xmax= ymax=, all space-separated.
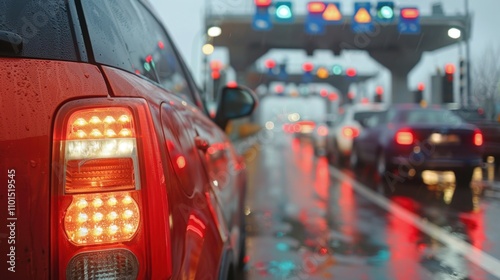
xmin=0 ymin=0 xmax=257 ymax=279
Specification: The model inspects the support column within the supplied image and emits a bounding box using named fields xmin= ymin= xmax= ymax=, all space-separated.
xmin=369 ymin=49 xmax=422 ymax=104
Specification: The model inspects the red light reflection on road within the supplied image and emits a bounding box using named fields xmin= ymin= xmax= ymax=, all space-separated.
xmin=339 ymin=180 xmax=357 ymax=238
xmin=314 ymin=157 xmax=330 ymax=209
xmin=460 ymin=211 xmax=486 ymax=279
xmin=386 ymin=197 xmax=420 ymax=279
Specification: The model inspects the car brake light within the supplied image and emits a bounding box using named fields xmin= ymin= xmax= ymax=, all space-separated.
xmin=342 ymin=126 xmax=359 ymax=138
xmin=396 ymin=129 xmax=414 ymax=145
xmin=474 ymin=130 xmax=483 ymax=146
xmin=52 ymin=99 xmax=171 ymax=279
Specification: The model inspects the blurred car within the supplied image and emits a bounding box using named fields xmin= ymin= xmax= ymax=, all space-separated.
xmin=0 ymin=0 xmax=257 ymax=279
xmin=292 ymin=120 xmax=317 ymax=138
xmin=316 ymin=103 xmax=387 ymax=165
xmin=351 ymin=104 xmax=483 ymax=189
xmin=449 ymin=106 xmax=500 ymax=168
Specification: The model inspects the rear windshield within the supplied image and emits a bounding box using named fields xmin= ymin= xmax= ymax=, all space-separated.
xmin=451 ymin=109 xmax=486 ymax=121
xmin=0 ymin=0 xmax=78 ymax=61
xmin=353 ymin=111 xmax=383 ymax=123
xmin=403 ymin=109 xmax=463 ymax=125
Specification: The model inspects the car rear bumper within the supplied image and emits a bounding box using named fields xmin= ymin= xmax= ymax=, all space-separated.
xmin=391 ymin=156 xmax=483 ymax=171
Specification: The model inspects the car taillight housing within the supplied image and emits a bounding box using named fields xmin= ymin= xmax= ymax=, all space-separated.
xmin=474 ymin=130 xmax=483 ymax=146
xmin=51 ymin=98 xmax=171 ymax=279
xmin=342 ymin=126 xmax=359 ymax=138
xmin=395 ymin=129 xmax=414 ymax=145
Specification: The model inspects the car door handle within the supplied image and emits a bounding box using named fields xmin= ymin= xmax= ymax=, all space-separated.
xmin=195 ymin=136 xmax=210 ymax=151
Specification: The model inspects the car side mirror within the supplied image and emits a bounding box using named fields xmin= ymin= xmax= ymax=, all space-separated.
xmin=214 ymin=85 xmax=258 ymax=130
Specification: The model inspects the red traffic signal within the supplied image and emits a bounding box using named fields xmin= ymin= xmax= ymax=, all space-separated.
xmin=401 ymin=8 xmax=419 ymax=19
xmin=308 ymin=2 xmax=326 ymax=14
xmin=255 ymin=0 xmax=272 ymax=8
xmin=274 ymin=84 xmax=284 ymax=94
xmin=346 ymin=68 xmax=357 ymax=77
xmin=265 ymin=59 xmax=276 ymax=69
xmin=210 ymin=60 xmax=222 ymax=71
xmin=445 ymin=63 xmax=455 ymax=74
xmin=417 ymin=82 xmax=425 ymax=91
xmin=302 ymin=62 xmax=314 ymax=72
xmin=328 ymin=92 xmax=338 ymax=101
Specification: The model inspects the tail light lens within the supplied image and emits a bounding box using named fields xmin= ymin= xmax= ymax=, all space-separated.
xmin=342 ymin=126 xmax=359 ymax=138
xmin=395 ymin=129 xmax=414 ymax=145
xmin=474 ymin=130 xmax=483 ymax=146
xmin=52 ymin=99 xmax=171 ymax=279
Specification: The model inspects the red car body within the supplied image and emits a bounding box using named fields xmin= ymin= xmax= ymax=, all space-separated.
xmin=0 ymin=0 xmax=255 ymax=279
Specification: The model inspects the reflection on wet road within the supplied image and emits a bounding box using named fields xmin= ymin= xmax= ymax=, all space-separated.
xmin=239 ymin=132 xmax=500 ymax=280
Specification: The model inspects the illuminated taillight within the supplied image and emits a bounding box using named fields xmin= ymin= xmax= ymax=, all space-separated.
xmin=342 ymin=126 xmax=359 ymax=138
xmin=64 ymin=192 xmax=140 ymax=245
xmin=52 ymin=99 xmax=172 ymax=279
xmin=474 ymin=130 xmax=483 ymax=146
xmin=396 ymin=129 xmax=414 ymax=145
xmin=317 ymin=125 xmax=328 ymax=136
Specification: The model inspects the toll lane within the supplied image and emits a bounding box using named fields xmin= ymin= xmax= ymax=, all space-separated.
xmin=238 ymin=132 xmax=500 ymax=280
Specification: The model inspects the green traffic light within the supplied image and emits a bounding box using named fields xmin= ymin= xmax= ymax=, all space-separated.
xmin=378 ymin=6 xmax=394 ymax=19
xmin=276 ymin=5 xmax=292 ymax=19
xmin=332 ymin=65 xmax=343 ymax=75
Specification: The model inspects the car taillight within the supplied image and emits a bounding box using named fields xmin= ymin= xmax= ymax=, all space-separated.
xmin=474 ymin=130 xmax=483 ymax=146
xmin=52 ymin=99 xmax=171 ymax=279
xmin=395 ymin=129 xmax=414 ymax=145
xmin=342 ymin=126 xmax=359 ymax=138
xmin=317 ymin=125 xmax=328 ymax=136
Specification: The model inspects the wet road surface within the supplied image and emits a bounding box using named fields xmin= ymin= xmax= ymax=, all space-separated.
xmin=236 ymin=131 xmax=500 ymax=280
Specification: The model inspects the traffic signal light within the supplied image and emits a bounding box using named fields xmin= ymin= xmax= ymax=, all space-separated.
xmin=399 ymin=7 xmax=420 ymax=34
xmin=442 ymin=64 xmax=455 ymax=103
xmin=302 ymin=62 xmax=314 ymax=83
xmin=375 ymin=86 xmax=383 ymax=103
xmin=322 ymin=2 xmax=342 ymax=23
xmin=328 ymin=92 xmax=339 ymax=101
xmin=274 ymin=1 xmax=293 ymax=22
xmin=347 ymin=91 xmax=355 ymax=104
xmin=253 ymin=0 xmax=272 ymax=30
xmin=210 ymin=60 xmax=222 ymax=80
xmin=345 ymin=67 xmax=357 ymax=77
xmin=316 ymin=67 xmax=329 ymax=79
xmin=332 ymin=65 xmax=343 ymax=75
xmin=376 ymin=2 xmax=394 ymax=22
xmin=264 ymin=59 xmax=276 ymax=76
xmin=305 ymin=2 xmax=326 ymax=34
xmin=415 ymin=82 xmax=425 ymax=103
xmin=352 ymin=2 xmax=373 ymax=33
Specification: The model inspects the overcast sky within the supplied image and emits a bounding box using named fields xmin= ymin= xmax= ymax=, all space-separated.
xmin=150 ymin=0 xmax=499 ymax=100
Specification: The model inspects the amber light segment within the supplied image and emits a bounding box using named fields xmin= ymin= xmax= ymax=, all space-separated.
xmin=64 ymin=192 xmax=140 ymax=245
xmin=64 ymin=158 xmax=136 ymax=193
xmin=67 ymin=108 xmax=135 ymax=140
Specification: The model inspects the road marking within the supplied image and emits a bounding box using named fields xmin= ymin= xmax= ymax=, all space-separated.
xmin=329 ymin=166 xmax=500 ymax=279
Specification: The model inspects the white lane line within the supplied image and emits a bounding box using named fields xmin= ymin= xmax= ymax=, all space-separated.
xmin=329 ymin=166 xmax=500 ymax=279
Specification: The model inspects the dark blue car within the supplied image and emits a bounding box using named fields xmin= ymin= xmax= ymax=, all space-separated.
xmin=350 ymin=104 xmax=484 ymax=189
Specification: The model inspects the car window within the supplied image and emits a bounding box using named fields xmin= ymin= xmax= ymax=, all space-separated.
xmin=404 ymin=109 xmax=463 ymax=125
xmin=0 ymin=0 xmax=78 ymax=61
xmin=81 ymin=0 xmax=194 ymax=104
xmin=353 ymin=111 xmax=382 ymax=124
